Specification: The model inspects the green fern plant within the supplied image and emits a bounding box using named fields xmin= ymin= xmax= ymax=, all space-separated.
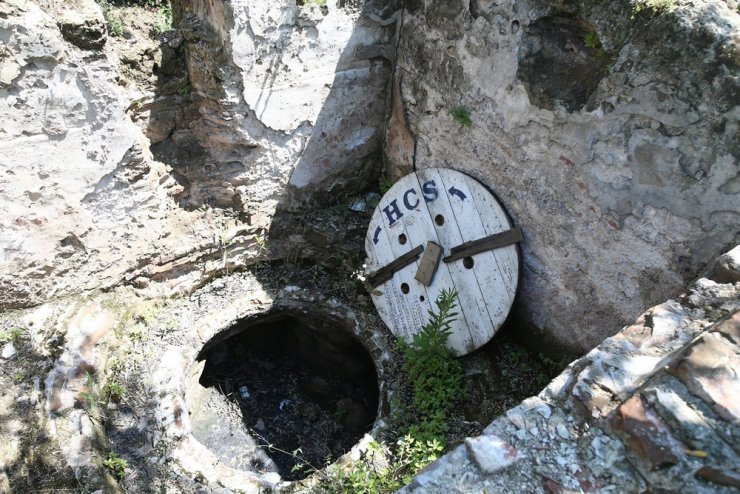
xmin=399 ymin=288 xmax=464 ymax=441
xmin=315 ymin=290 xmax=463 ymax=493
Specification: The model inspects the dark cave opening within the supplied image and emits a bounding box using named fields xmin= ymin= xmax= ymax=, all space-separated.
xmin=193 ymin=312 xmax=379 ymax=480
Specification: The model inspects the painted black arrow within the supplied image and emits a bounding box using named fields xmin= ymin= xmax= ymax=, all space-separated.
xmin=372 ymin=225 xmax=382 ymax=245
xmin=448 ymin=186 xmax=467 ymax=201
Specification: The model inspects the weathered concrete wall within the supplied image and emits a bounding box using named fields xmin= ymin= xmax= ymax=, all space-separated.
xmin=390 ymin=0 xmax=739 ymax=352
xmin=0 ymin=0 xmax=401 ymax=310
xmin=148 ymin=0 xmax=401 ymax=210
xmin=0 ymin=0 xmax=195 ymax=309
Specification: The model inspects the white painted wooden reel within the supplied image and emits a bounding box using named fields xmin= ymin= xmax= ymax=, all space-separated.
xmin=364 ymin=168 xmax=520 ymax=356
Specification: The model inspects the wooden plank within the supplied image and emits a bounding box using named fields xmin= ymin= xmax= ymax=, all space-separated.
xmin=366 ymin=174 xmax=429 ymax=342
xmin=462 ymin=174 xmax=519 ymax=303
xmin=367 ymin=245 xmax=424 ymax=288
xmin=431 ymin=168 xmax=513 ymax=349
xmin=447 ymin=170 xmax=519 ymax=339
xmin=415 ymin=241 xmax=443 ymax=286
xmin=416 ymin=168 xmax=490 ymax=354
xmin=365 ymin=198 xmax=415 ymax=343
xmin=397 ymin=172 xmax=475 ymax=354
xmin=444 ymin=228 xmax=522 ymax=263
xmin=365 ymin=243 xmax=398 ymax=335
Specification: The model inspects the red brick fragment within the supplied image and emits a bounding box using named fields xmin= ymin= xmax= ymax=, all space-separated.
xmin=669 ymin=329 xmax=740 ymax=422
xmin=613 ymin=394 xmax=683 ymax=469
xmin=715 ymin=311 xmax=740 ymax=346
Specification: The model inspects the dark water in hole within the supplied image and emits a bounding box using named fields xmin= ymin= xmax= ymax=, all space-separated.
xmin=197 ymin=316 xmax=378 ymax=480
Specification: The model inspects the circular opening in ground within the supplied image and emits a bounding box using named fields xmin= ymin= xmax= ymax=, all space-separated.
xmin=190 ymin=312 xmax=379 ymax=480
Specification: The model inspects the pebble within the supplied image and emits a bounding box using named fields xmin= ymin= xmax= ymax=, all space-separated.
xmin=350 ymin=198 xmax=368 ymax=212
xmin=505 ymin=408 xmax=526 ymax=429
xmin=465 ymin=435 xmax=519 ymax=474
xmin=2 ymin=342 xmax=16 ymax=359
xmin=556 ymin=424 xmax=570 ymax=439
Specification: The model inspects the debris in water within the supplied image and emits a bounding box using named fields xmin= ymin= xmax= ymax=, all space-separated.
xmin=240 ymin=386 xmax=250 ymax=399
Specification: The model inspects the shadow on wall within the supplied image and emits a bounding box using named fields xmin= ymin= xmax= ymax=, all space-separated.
xmin=517 ymin=14 xmax=612 ymax=112
xmin=137 ymin=0 xmax=402 ymax=215
xmin=0 ymin=337 xmax=87 ymax=491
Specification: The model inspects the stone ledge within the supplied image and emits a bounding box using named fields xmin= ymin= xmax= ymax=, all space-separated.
xmin=403 ymin=245 xmax=740 ymax=494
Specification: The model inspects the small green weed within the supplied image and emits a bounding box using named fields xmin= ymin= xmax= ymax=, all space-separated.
xmin=0 ymin=327 xmax=23 ymax=344
xmin=79 ymin=372 xmax=99 ymax=414
xmin=129 ymin=323 xmax=147 ymax=342
xmin=323 ymin=435 xmax=443 ymax=493
xmin=449 ymin=105 xmax=472 ymax=126
xmin=254 ymin=231 xmax=268 ymax=255
xmin=379 ymin=176 xmax=395 ymax=195
xmin=217 ymin=227 xmax=234 ymax=273
xmin=631 ymin=0 xmax=677 ymax=18
xmin=108 ymin=16 xmax=124 ymax=37
xmin=584 ymin=31 xmax=599 ymax=49
xmin=102 ymin=381 xmax=126 ymax=403
xmin=102 ymin=451 xmax=128 ymax=479
xmin=177 ymin=85 xmax=192 ymax=96
xmin=583 ymin=31 xmax=607 ymax=59
xmin=151 ymin=2 xmax=172 ymax=36
xmin=107 ymin=356 xmax=125 ymax=375
xmin=136 ymin=302 xmax=160 ymax=323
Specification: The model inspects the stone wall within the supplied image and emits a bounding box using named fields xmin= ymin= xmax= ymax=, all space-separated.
xmin=389 ymin=0 xmax=739 ymax=352
xmin=1 ymin=0 xmax=738 ymax=489
xmin=0 ymin=0 xmax=402 ymax=310
xmin=402 ymin=247 xmax=740 ymax=493
xmin=148 ymin=0 xmax=401 ymax=211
